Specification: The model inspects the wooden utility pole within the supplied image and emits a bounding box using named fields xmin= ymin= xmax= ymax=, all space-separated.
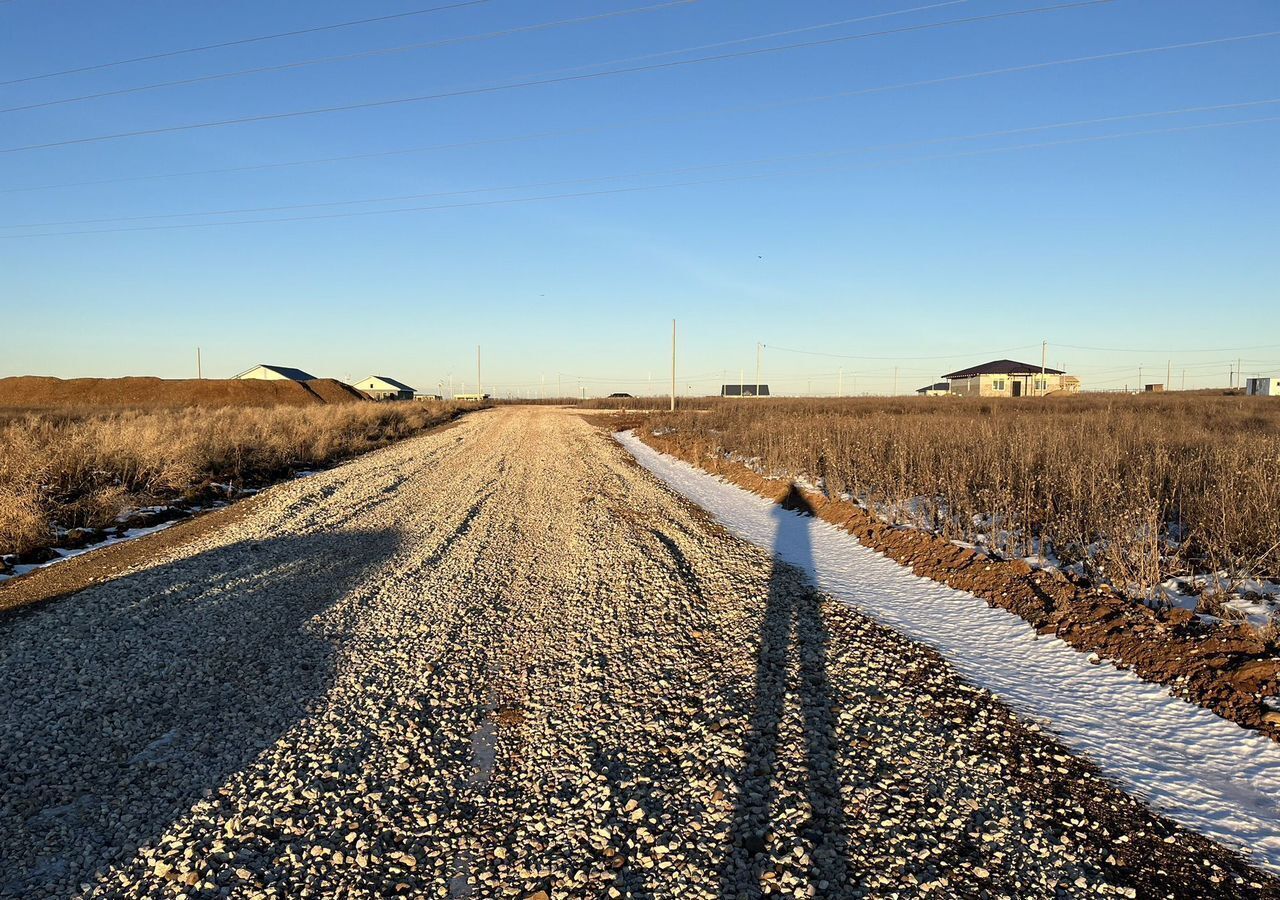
xmin=1040 ymin=340 xmax=1046 ymax=396
xmin=670 ymin=319 xmax=676 ymax=412
xmin=755 ymin=342 xmax=762 ymax=398
xmin=1167 ymin=359 xmax=1171 ymax=391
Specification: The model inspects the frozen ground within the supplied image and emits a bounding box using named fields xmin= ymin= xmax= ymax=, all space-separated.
xmin=619 ymin=430 xmax=1280 ymax=873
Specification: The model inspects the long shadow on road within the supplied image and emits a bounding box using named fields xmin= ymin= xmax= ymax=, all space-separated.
xmin=720 ymin=485 xmax=853 ymax=898
xmin=0 ymin=527 xmax=400 ymax=899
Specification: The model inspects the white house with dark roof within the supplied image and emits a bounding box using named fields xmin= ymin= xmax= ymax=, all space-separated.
xmin=942 ymin=359 xmax=1079 ymax=398
xmin=353 ymin=375 xmax=416 ymax=401
xmin=233 ymin=364 xmax=318 ymax=382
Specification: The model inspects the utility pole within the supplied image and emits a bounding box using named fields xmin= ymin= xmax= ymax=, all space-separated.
xmin=1182 ymin=369 xmax=1186 ymax=391
xmin=893 ymin=366 xmax=899 ymax=397
xmin=755 ymin=342 xmax=762 ymax=399
xmin=476 ymin=345 xmax=482 ymax=398
xmin=739 ymin=368 xmax=744 ymax=397
xmin=838 ymin=367 xmax=843 ymax=397
xmin=540 ymin=373 xmax=545 ymax=401
xmin=1237 ymin=357 xmax=1242 ymax=389
xmin=448 ymin=374 xmax=453 ymax=399
xmin=1138 ymin=364 xmax=1143 ymax=393
xmin=196 ymin=347 xmax=202 ymax=379
xmin=1166 ymin=359 xmax=1171 ymax=392
xmin=557 ymin=374 xmax=562 ymax=400
xmin=670 ymin=319 xmax=677 ymax=412
xmin=1040 ymin=340 xmax=1046 ymax=396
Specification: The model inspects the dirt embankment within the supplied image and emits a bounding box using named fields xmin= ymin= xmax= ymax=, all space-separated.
xmin=0 ymin=376 xmax=366 ymax=410
xmin=631 ymin=427 xmax=1280 ymax=743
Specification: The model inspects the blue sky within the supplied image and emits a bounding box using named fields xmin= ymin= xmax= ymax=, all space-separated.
xmin=1 ymin=0 xmax=1277 ymax=396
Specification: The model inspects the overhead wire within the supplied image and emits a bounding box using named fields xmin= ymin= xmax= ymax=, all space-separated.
xmin=0 ymin=0 xmax=495 ymax=87
xmin=6 ymin=112 xmax=1278 ymax=238
xmin=8 ymin=98 xmax=1275 ymax=230
xmin=0 ymin=0 xmax=700 ymax=115
xmin=0 ymin=0 xmax=1119 ymax=154
xmin=6 ymin=28 xmax=1275 ymax=192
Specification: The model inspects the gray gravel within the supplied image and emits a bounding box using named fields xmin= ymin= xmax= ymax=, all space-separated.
xmin=0 ymin=407 xmax=1275 ymax=899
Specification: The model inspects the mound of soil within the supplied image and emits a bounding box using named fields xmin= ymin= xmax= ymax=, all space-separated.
xmin=635 ymin=429 xmax=1280 ymax=743
xmin=0 ymin=376 xmax=366 ymax=409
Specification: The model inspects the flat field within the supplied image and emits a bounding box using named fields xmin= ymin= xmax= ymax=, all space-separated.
xmin=0 ymin=381 xmax=474 ymax=560
xmin=624 ymin=393 xmax=1280 ymax=626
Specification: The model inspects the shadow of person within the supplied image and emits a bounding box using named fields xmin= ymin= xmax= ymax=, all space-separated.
xmin=720 ymin=485 xmax=853 ymax=898
xmin=0 ymin=526 xmax=401 ymax=898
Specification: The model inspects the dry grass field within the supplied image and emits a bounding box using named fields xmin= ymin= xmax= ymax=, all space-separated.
xmin=616 ymin=393 xmax=1280 ymax=620
xmin=0 ymin=400 xmax=473 ymax=558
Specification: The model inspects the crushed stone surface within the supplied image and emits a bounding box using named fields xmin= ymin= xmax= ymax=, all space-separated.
xmin=1 ymin=407 xmax=1275 ymax=899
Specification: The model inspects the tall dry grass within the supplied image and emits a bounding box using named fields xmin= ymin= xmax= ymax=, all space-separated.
xmin=0 ymin=401 xmax=474 ymax=556
xmin=648 ymin=394 xmax=1280 ymax=597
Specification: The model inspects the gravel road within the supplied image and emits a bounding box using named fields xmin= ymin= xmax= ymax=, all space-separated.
xmin=1 ymin=406 xmax=1276 ymax=899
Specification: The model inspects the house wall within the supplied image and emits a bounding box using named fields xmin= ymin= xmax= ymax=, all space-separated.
xmin=947 ymin=373 xmax=1067 ymax=397
xmin=1247 ymin=378 xmax=1280 ymax=396
xmin=237 ymin=366 xmax=291 ymax=381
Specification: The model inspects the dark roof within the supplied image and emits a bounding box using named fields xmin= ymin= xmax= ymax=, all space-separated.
xmin=721 ymin=384 xmax=770 ymax=397
xmin=607 ymin=392 xmax=633 ymax=398
xmin=235 ymin=364 xmax=317 ymax=381
xmin=943 ymin=359 xmax=1064 ymax=379
xmin=916 ymin=382 xmax=950 ymax=393
xmin=362 ymin=375 xmax=416 ymax=392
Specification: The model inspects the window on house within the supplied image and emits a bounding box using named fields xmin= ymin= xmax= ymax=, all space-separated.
xmin=1034 ymin=378 xmax=1048 ymax=391
xmin=992 ymin=379 xmax=1006 ymax=391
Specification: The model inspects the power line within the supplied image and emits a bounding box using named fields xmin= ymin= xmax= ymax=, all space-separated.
xmin=6 ymin=29 xmax=1272 ymax=193
xmin=0 ymin=0 xmax=698 ymax=115
xmin=765 ymin=343 xmax=1042 ymax=362
xmin=9 ymin=99 xmax=1272 ymax=230
xmin=1056 ymin=342 xmax=1280 ymax=353
xmin=0 ymin=0 xmax=1117 ymax=154
xmin=6 ymin=113 xmax=1277 ymax=238
xmin=0 ymin=0 xmax=494 ymax=88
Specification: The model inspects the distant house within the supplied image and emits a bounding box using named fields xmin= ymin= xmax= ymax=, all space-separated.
xmin=721 ymin=384 xmax=770 ymax=397
xmin=916 ymin=382 xmax=950 ymax=397
xmin=453 ymin=393 xmax=490 ymax=401
xmin=352 ymin=375 xmax=416 ymax=401
xmin=1247 ymin=377 xmax=1280 ymax=396
xmin=607 ymin=392 xmax=633 ymax=399
xmin=942 ymin=359 xmax=1078 ymax=398
xmin=233 ymin=364 xmax=317 ymax=382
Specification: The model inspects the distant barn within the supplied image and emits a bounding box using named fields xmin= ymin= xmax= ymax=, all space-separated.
xmin=916 ymin=382 xmax=950 ymax=397
xmin=233 ymin=364 xmax=318 ymax=382
xmin=353 ymin=375 xmax=416 ymax=401
xmin=721 ymin=384 xmax=770 ymax=397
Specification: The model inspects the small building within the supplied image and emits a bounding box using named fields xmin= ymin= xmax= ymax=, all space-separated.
xmin=414 ymin=393 xmax=444 ymax=401
xmin=721 ymin=384 xmax=770 ymax=397
xmin=352 ymin=375 xmax=416 ymax=401
xmin=607 ymin=392 xmax=633 ymax=399
xmin=1144 ymin=383 xmax=1165 ymax=393
xmin=1247 ymin=377 xmax=1280 ymax=396
xmin=942 ymin=359 xmax=1077 ymax=398
xmin=453 ymin=393 xmax=490 ymax=401
xmin=233 ymin=364 xmax=317 ymax=382
xmin=916 ymin=382 xmax=950 ymax=397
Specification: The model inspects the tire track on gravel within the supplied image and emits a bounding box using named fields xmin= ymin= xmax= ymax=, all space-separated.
xmin=0 ymin=407 xmax=1275 ymax=899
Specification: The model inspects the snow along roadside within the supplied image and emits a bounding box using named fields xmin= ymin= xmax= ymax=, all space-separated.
xmin=616 ymin=430 xmax=1280 ymax=874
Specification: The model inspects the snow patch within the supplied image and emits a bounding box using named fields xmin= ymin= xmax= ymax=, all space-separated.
xmin=618 ymin=430 xmax=1280 ymax=873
